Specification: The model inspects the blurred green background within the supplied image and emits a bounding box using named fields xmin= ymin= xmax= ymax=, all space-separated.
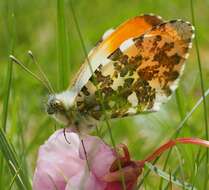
xmin=0 ymin=0 xmax=209 ymax=189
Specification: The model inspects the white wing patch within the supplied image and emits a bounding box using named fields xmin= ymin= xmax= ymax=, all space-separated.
xmin=127 ymin=92 xmax=138 ymax=107
xmin=102 ymin=28 xmax=115 ymax=40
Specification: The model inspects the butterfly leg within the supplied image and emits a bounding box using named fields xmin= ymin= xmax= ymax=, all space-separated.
xmin=63 ymin=127 xmax=71 ymax=144
xmin=81 ymin=138 xmax=90 ymax=171
xmin=74 ymin=125 xmax=90 ymax=171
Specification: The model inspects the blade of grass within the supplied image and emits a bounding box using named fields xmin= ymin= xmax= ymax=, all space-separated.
xmin=145 ymin=162 xmax=197 ymax=190
xmin=168 ymin=169 xmax=172 ymax=190
xmin=190 ymin=148 xmax=201 ymax=190
xmin=159 ymin=88 xmax=189 ymax=189
xmin=0 ymin=0 xmax=15 ymax=188
xmin=190 ymin=0 xmax=209 ymax=189
xmin=174 ymin=146 xmax=185 ymax=190
xmin=191 ymin=148 xmax=208 ymax=189
xmin=137 ymin=157 xmax=159 ymax=188
xmin=159 ymin=89 xmax=187 ymax=189
xmin=17 ymin=117 xmax=30 ymax=187
xmin=7 ymin=162 xmax=21 ymax=190
xmin=175 ymin=88 xmax=209 ymax=134
xmin=2 ymin=0 xmax=15 ymax=133
xmin=175 ymin=89 xmax=186 ymax=119
xmin=0 ymin=128 xmax=31 ymax=189
xmin=164 ymin=166 xmax=180 ymax=190
xmin=158 ymin=149 xmax=172 ymax=189
xmin=57 ymin=0 xmax=69 ymax=90
xmin=160 ymin=87 xmax=209 ymax=189
xmin=165 ymin=149 xmax=206 ymax=190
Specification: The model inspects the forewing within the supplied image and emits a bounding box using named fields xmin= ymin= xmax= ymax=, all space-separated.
xmin=70 ymin=14 xmax=163 ymax=93
xmin=75 ymin=20 xmax=194 ymax=120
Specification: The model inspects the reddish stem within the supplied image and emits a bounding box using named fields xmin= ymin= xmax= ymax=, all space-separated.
xmin=104 ymin=138 xmax=209 ymax=186
xmin=137 ymin=138 xmax=209 ymax=166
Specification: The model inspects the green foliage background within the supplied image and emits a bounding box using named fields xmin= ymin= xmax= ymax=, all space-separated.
xmin=0 ymin=0 xmax=209 ymax=189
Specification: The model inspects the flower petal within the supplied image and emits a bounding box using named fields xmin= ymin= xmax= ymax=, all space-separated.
xmin=79 ymin=135 xmax=116 ymax=178
xmin=33 ymin=130 xmax=85 ymax=190
xmin=65 ymin=170 xmax=106 ymax=190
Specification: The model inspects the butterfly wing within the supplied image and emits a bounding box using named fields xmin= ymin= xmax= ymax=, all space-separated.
xmin=74 ymin=18 xmax=194 ymax=120
xmin=70 ymin=14 xmax=163 ymax=93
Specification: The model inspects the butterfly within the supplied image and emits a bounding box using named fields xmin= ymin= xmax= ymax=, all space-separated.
xmin=46 ymin=14 xmax=195 ymax=130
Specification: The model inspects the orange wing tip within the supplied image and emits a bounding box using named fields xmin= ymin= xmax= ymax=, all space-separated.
xmin=99 ymin=14 xmax=163 ymax=55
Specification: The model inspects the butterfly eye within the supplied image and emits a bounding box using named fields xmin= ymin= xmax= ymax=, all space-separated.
xmin=53 ymin=99 xmax=62 ymax=107
xmin=47 ymin=99 xmax=64 ymax=115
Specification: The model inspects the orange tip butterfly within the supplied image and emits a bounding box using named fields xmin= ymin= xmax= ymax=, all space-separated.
xmin=46 ymin=14 xmax=195 ymax=131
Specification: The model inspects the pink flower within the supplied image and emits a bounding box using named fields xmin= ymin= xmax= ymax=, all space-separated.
xmin=33 ymin=129 xmax=135 ymax=190
xmin=33 ymin=129 xmax=209 ymax=190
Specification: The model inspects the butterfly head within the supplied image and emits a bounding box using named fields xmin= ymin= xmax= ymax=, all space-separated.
xmin=46 ymin=91 xmax=77 ymax=125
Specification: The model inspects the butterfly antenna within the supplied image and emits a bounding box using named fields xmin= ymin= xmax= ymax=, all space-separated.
xmin=9 ymin=55 xmax=52 ymax=93
xmin=28 ymin=50 xmax=55 ymax=93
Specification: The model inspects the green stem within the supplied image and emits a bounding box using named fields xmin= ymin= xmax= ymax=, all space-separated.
xmin=190 ymin=0 xmax=209 ymax=189
xmin=57 ymin=0 xmax=69 ymax=90
xmin=0 ymin=0 xmax=15 ymax=188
